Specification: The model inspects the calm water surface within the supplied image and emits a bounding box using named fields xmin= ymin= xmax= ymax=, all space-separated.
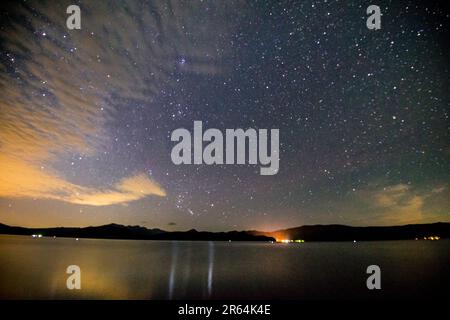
xmin=0 ymin=235 xmax=448 ymax=299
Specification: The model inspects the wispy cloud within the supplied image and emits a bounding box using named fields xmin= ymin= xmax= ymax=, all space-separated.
xmin=358 ymin=183 xmax=448 ymax=225
xmin=0 ymin=153 xmax=166 ymax=206
xmin=0 ymin=1 xmax=234 ymax=205
xmin=372 ymin=184 xmax=424 ymax=223
xmin=67 ymin=174 xmax=166 ymax=206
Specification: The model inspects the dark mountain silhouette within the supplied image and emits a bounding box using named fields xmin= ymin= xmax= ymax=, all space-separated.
xmin=0 ymin=222 xmax=274 ymax=241
xmin=0 ymin=222 xmax=449 ymax=242
xmin=251 ymin=222 xmax=450 ymax=241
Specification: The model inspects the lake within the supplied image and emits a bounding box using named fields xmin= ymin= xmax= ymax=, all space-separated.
xmin=0 ymin=235 xmax=448 ymax=299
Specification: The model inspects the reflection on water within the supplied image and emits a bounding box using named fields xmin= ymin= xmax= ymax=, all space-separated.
xmin=208 ymin=241 xmax=214 ymax=297
xmin=168 ymin=242 xmax=177 ymax=299
xmin=0 ymin=235 xmax=448 ymax=299
xmin=168 ymin=241 xmax=215 ymax=299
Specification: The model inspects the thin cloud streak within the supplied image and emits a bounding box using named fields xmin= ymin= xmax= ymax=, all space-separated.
xmin=0 ymin=154 xmax=165 ymax=206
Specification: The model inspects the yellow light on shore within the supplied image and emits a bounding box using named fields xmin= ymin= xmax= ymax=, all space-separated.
xmin=277 ymin=239 xmax=305 ymax=243
xmin=419 ymin=236 xmax=441 ymax=241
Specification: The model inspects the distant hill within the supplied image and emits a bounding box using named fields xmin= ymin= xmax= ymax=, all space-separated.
xmin=0 ymin=222 xmax=449 ymax=242
xmin=251 ymin=222 xmax=450 ymax=241
xmin=0 ymin=223 xmax=274 ymax=242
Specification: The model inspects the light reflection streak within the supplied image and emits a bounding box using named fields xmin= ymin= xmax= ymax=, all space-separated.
xmin=168 ymin=242 xmax=178 ymax=300
xmin=207 ymin=241 xmax=214 ymax=297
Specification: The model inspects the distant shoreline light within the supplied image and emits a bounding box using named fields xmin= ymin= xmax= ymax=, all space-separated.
xmin=278 ymin=239 xmax=305 ymax=243
xmin=416 ymin=236 xmax=441 ymax=241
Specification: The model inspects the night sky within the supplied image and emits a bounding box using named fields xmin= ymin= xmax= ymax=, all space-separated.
xmin=0 ymin=0 xmax=449 ymax=231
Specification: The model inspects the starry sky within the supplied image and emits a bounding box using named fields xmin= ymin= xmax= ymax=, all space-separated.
xmin=0 ymin=0 xmax=449 ymax=231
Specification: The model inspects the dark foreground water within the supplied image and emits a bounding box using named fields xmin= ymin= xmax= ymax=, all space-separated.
xmin=0 ymin=235 xmax=448 ymax=299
